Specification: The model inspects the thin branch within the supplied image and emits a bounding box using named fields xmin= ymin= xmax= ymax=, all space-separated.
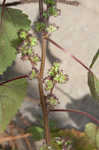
xmin=0 ymin=75 xmax=28 ymax=86
xmin=0 ymin=133 xmax=32 ymax=144
xmin=39 ymin=0 xmax=43 ymax=21
xmin=50 ymin=109 xmax=99 ymax=125
xmin=45 ymin=37 xmax=94 ymax=75
xmin=0 ymin=0 xmax=6 ymax=24
xmin=0 ymin=0 xmax=80 ymax=7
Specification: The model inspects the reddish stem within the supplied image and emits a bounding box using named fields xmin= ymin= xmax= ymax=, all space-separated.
xmin=45 ymin=37 xmax=94 ymax=75
xmin=0 ymin=0 xmax=6 ymax=24
xmin=0 ymin=75 xmax=28 ymax=86
xmin=50 ymin=109 xmax=99 ymax=125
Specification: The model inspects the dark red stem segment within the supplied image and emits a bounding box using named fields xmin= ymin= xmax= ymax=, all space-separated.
xmin=50 ymin=109 xmax=99 ymax=125
xmin=45 ymin=37 xmax=94 ymax=75
xmin=0 ymin=0 xmax=6 ymax=24
xmin=0 ymin=75 xmax=28 ymax=86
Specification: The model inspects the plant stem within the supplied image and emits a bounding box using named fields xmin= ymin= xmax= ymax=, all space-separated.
xmin=39 ymin=0 xmax=43 ymax=21
xmin=0 ymin=75 xmax=28 ymax=86
xmin=38 ymin=33 xmax=51 ymax=145
xmin=0 ymin=0 xmax=6 ymax=24
xmin=50 ymin=109 xmax=99 ymax=125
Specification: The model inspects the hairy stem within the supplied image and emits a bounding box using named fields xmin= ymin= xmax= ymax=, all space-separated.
xmin=38 ymin=33 xmax=51 ymax=145
xmin=50 ymin=109 xmax=99 ymax=125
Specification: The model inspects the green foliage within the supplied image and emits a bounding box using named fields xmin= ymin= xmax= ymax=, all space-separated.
xmin=18 ymin=29 xmax=28 ymax=40
xmin=29 ymin=69 xmax=37 ymax=79
xmin=85 ymin=123 xmax=97 ymax=142
xmin=45 ymin=80 xmax=53 ymax=91
xmin=34 ymin=22 xmax=46 ymax=32
xmin=88 ymin=49 xmax=99 ymax=102
xmin=85 ymin=122 xmax=99 ymax=149
xmin=48 ymin=7 xmax=58 ymax=17
xmin=47 ymin=95 xmax=58 ymax=107
xmin=44 ymin=0 xmax=56 ymax=5
xmin=0 ymin=8 xmax=31 ymax=75
xmin=27 ymin=126 xmax=44 ymax=141
xmin=0 ymin=78 xmax=27 ymax=132
xmin=49 ymin=63 xmax=60 ymax=76
xmin=39 ymin=128 xmax=96 ymax=150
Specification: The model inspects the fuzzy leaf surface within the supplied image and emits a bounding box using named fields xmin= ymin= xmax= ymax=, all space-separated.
xmin=88 ymin=49 xmax=99 ymax=102
xmin=0 ymin=78 xmax=27 ymax=132
xmin=0 ymin=8 xmax=31 ymax=74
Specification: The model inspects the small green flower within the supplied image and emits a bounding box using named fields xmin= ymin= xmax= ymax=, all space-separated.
xmin=33 ymin=55 xmax=40 ymax=63
xmin=27 ymin=35 xmax=38 ymax=46
xmin=49 ymin=63 xmax=60 ymax=76
xmin=48 ymin=7 xmax=58 ymax=16
xmin=27 ymin=48 xmax=33 ymax=55
xmin=35 ymin=22 xmax=46 ymax=32
xmin=43 ymin=12 xmax=49 ymax=18
xmin=29 ymin=69 xmax=37 ymax=79
xmin=45 ymin=80 xmax=53 ymax=91
xmin=47 ymin=95 xmax=58 ymax=106
xmin=44 ymin=0 xmax=56 ymax=5
xmin=46 ymin=25 xmax=57 ymax=33
xmin=18 ymin=29 xmax=28 ymax=39
xmin=54 ymin=72 xmax=68 ymax=83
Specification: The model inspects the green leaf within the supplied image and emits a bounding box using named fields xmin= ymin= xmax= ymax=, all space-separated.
xmin=0 ymin=78 xmax=27 ymax=132
xmin=88 ymin=73 xmax=99 ymax=101
xmin=0 ymin=8 xmax=31 ymax=74
xmin=27 ymin=126 xmax=44 ymax=141
xmin=85 ymin=123 xmax=97 ymax=143
xmin=89 ymin=49 xmax=99 ymax=68
xmin=88 ymin=49 xmax=99 ymax=102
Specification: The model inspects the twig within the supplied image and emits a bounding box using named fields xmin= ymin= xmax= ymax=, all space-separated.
xmin=0 ymin=75 xmax=28 ymax=86
xmin=0 ymin=133 xmax=32 ymax=144
xmin=0 ymin=0 xmax=80 ymax=7
xmin=24 ymin=137 xmax=33 ymax=150
xmin=50 ymin=109 xmax=99 ymax=125
xmin=0 ymin=0 xmax=6 ymax=24
xmin=45 ymin=37 xmax=94 ymax=75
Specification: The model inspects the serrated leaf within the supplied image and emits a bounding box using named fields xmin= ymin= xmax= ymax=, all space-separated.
xmin=85 ymin=123 xmax=97 ymax=143
xmin=0 ymin=78 xmax=27 ymax=132
xmin=88 ymin=49 xmax=99 ymax=102
xmin=0 ymin=8 xmax=31 ymax=74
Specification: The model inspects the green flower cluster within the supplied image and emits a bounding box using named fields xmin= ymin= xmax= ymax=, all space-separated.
xmin=46 ymin=24 xmax=58 ymax=33
xmin=48 ymin=63 xmax=68 ymax=84
xmin=47 ymin=95 xmax=59 ymax=108
xmin=17 ymin=29 xmax=40 ymax=80
xmin=44 ymin=63 xmax=68 ymax=108
xmin=34 ymin=0 xmax=61 ymax=34
xmin=34 ymin=22 xmax=46 ymax=33
xmin=18 ymin=29 xmax=38 ymax=56
xmin=44 ymin=0 xmax=56 ymax=5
